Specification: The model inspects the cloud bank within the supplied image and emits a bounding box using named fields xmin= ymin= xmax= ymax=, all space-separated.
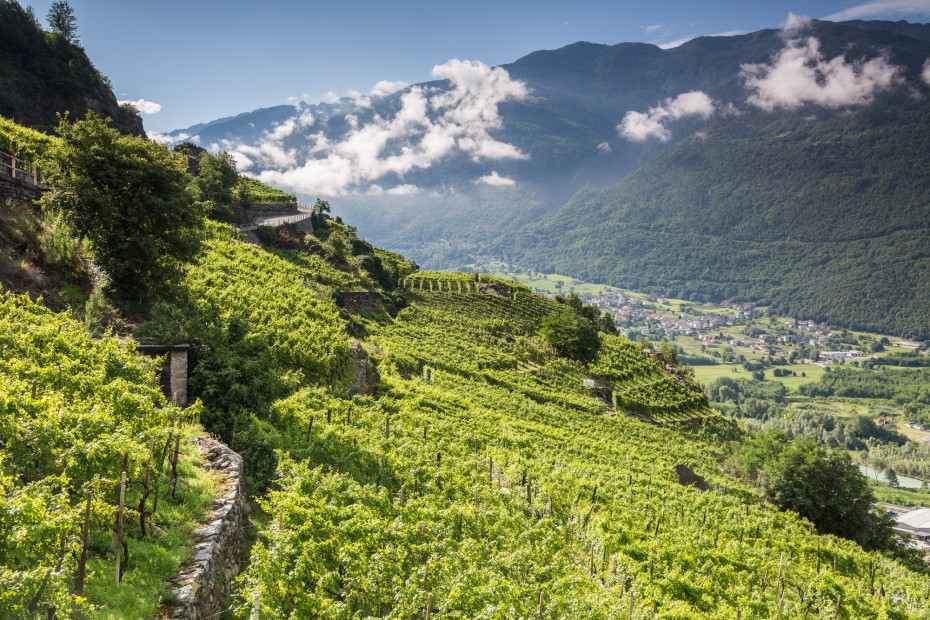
xmin=118 ymin=98 xmax=161 ymax=115
xmin=618 ymin=91 xmax=715 ymax=142
xmin=227 ymin=60 xmax=527 ymax=196
xmin=824 ymin=0 xmax=930 ymax=21
xmin=924 ymin=59 xmax=930 ymax=85
xmin=741 ymin=14 xmax=902 ymax=111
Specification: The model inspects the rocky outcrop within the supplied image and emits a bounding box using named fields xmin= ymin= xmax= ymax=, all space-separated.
xmin=162 ymin=438 xmax=250 ymax=620
xmin=674 ymin=464 xmax=709 ymax=491
xmin=346 ymin=339 xmax=380 ymax=398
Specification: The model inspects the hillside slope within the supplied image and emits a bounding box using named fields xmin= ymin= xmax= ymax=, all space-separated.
xmin=0 ymin=2 xmax=142 ymax=135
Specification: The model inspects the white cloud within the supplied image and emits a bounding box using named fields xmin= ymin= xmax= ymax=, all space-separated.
xmin=658 ymin=36 xmax=697 ymax=50
xmin=370 ymin=80 xmax=409 ymax=97
xmin=618 ymin=91 xmax=715 ymax=142
xmin=322 ymin=91 xmax=340 ymax=104
xmin=475 ymin=171 xmax=516 ymax=186
xmin=644 ymin=24 xmax=666 ymax=34
xmin=147 ymin=131 xmax=188 ymax=144
xmin=824 ymin=0 xmax=930 ymax=21
xmin=237 ymin=59 xmax=528 ymax=196
xmin=118 ymin=98 xmax=161 ymax=115
xmin=596 ymin=142 xmax=612 ymax=153
xmin=387 ymin=184 xmax=421 ymax=195
xmin=923 ymin=59 xmax=930 ymax=85
xmin=741 ymin=13 xmax=902 ymax=111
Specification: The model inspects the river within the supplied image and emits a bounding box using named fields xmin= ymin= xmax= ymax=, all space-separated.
xmin=859 ymin=464 xmax=927 ymax=489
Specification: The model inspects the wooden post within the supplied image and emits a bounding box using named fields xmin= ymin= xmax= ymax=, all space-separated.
xmin=425 ymin=593 xmax=434 ymax=620
xmin=589 ymin=542 xmax=595 ymax=576
xmin=627 ymin=592 xmax=634 ymax=619
xmin=114 ymin=452 xmax=128 ymax=583
xmin=400 ymin=485 xmax=405 ymax=508
xmin=833 ymin=594 xmax=842 ymax=620
xmin=385 ymin=417 xmax=390 ymax=440
xmin=538 ymin=590 xmax=544 ymax=619
xmin=10 ymin=155 xmax=16 ymax=180
xmin=31 ymin=378 xmax=36 ymax=399
xmin=474 ymin=487 xmax=478 ymax=508
xmin=75 ymin=490 xmax=92 ymax=601
xmin=139 ymin=437 xmax=154 ymax=536
xmin=169 ymin=416 xmax=182 ymax=496
xmin=327 ymin=409 xmax=331 ymax=424
xmin=437 ymin=452 xmax=441 ymax=466
xmin=489 ymin=456 xmax=493 ymax=487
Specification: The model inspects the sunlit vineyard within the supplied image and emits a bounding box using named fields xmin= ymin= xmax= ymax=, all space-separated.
xmin=231 ymin=265 xmax=929 ymax=619
xmin=0 ymin=293 xmax=203 ymax=617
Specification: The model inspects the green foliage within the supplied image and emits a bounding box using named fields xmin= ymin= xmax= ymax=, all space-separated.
xmin=0 ymin=291 xmax=203 ymax=616
xmin=42 ymin=113 xmax=205 ymax=304
xmin=189 ymin=150 xmax=239 ymax=222
xmin=235 ymin=176 xmax=296 ymax=204
xmin=0 ymin=114 xmax=56 ymax=162
xmin=540 ymin=308 xmax=600 ymax=362
xmin=46 ymin=1 xmax=77 ymax=43
xmin=763 ymin=439 xmax=897 ymax=552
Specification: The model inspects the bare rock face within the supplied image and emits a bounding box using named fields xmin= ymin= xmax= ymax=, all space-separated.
xmin=674 ymin=464 xmax=708 ymax=491
xmin=478 ymin=283 xmax=508 ymax=297
xmin=346 ymin=339 xmax=380 ymax=397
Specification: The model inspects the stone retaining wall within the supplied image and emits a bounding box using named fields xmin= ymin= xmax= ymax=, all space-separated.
xmin=0 ymin=175 xmax=45 ymax=204
xmin=250 ymin=202 xmax=298 ymax=217
xmin=163 ymin=437 xmax=250 ymax=620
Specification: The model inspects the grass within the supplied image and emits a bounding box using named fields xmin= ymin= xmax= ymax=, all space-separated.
xmin=83 ymin=422 xmax=217 ymax=620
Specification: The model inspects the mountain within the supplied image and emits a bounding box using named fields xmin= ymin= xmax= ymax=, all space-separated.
xmin=0 ymin=1 xmax=143 ymax=135
xmin=165 ymin=18 xmax=930 ymax=337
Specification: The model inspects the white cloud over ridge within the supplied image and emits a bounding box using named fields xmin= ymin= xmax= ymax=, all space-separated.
xmin=119 ymin=98 xmax=161 ymax=115
xmin=923 ymin=59 xmax=930 ymax=85
xmin=475 ymin=171 xmax=516 ymax=187
xmin=618 ymin=91 xmax=715 ymax=142
xmin=741 ymin=14 xmax=902 ymax=111
xmin=824 ymin=0 xmax=930 ymax=21
xmin=229 ymin=59 xmax=528 ymax=196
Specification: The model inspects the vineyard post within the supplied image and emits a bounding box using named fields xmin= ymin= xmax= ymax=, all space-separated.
xmin=308 ymin=416 xmax=313 ymax=440
xmin=538 ymin=590 xmax=544 ymax=619
xmin=152 ymin=428 xmax=173 ymax=516
xmin=423 ymin=425 xmax=427 ymax=439
xmin=385 ymin=416 xmax=390 ymax=440
xmin=114 ymin=452 xmax=128 ymax=583
xmin=833 ymin=594 xmax=842 ymax=620
xmin=400 ymin=485 xmax=406 ymax=508
xmin=139 ymin=437 xmax=154 ymax=536
xmin=75 ymin=489 xmax=92 ymax=605
xmin=32 ymin=378 xmax=37 ymax=398
xmin=169 ymin=414 xmax=182 ymax=496
xmin=474 ymin=487 xmax=478 ymax=508
xmin=425 ymin=593 xmax=433 ymax=620
xmin=627 ymin=591 xmax=634 ymax=619
xmin=347 ymin=409 xmax=351 ymax=425
xmin=589 ymin=542 xmax=595 ymax=576
xmin=489 ymin=456 xmax=493 ymax=487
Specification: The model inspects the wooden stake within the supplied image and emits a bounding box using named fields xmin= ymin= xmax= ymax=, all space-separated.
xmin=139 ymin=437 xmax=154 ymax=536
xmin=833 ymin=594 xmax=842 ymax=620
xmin=31 ymin=378 xmax=37 ymax=398
xmin=327 ymin=409 xmax=331 ymax=424
xmin=169 ymin=416 xmax=182 ymax=496
xmin=114 ymin=452 xmax=128 ymax=583
xmin=75 ymin=490 xmax=92 ymax=601
xmin=425 ymin=593 xmax=433 ymax=620
xmin=308 ymin=416 xmax=313 ymax=439
xmin=385 ymin=416 xmax=390 ymax=440
xmin=538 ymin=590 xmax=544 ymax=619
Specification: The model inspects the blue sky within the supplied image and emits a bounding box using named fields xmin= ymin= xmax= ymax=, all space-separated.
xmin=23 ymin=0 xmax=930 ymax=133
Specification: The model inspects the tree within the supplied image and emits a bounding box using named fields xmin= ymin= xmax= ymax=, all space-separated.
xmin=764 ymin=439 xmax=896 ymax=551
xmin=189 ymin=151 xmax=239 ymax=221
xmin=46 ymin=1 xmax=78 ymax=43
xmin=43 ymin=113 xmax=205 ymax=305
xmin=539 ymin=309 xmax=600 ymax=362
xmin=312 ymin=198 xmax=331 ymax=217
xmin=885 ymin=468 xmax=900 ymax=488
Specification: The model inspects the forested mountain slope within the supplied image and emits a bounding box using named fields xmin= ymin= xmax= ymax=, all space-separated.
xmin=499 ymin=87 xmax=930 ymax=338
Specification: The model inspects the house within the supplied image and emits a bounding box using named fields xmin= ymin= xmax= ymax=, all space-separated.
xmin=894 ymin=508 xmax=930 ymax=550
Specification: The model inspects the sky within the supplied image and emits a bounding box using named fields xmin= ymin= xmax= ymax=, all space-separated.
xmin=22 ymin=0 xmax=930 ymax=133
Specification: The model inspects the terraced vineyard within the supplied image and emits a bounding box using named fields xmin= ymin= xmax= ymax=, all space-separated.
xmin=231 ymin=268 xmax=929 ymax=619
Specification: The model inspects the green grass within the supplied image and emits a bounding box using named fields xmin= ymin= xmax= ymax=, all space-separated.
xmin=83 ymin=423 xmax=217 ymax=620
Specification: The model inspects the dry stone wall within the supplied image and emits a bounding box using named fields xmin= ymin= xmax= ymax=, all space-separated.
xmin=163 ymin=437 xmax=249 ymax=620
